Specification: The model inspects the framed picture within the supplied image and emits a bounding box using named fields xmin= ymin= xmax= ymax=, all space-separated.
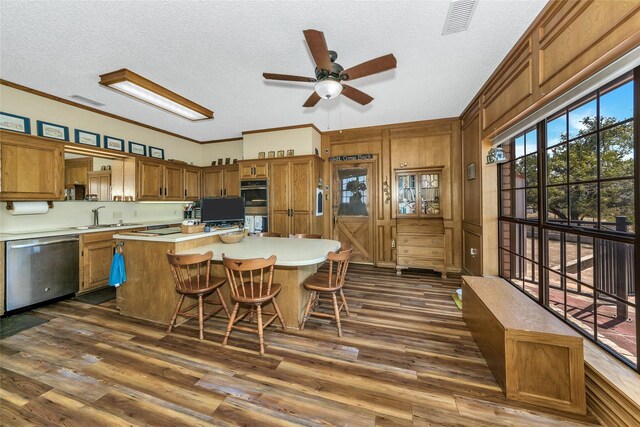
xmin=267 ymin=151 xmax=275 ymax=158
xmin=233 ymin=158 xmax=238 ymax=164
xmin=225 ymin=157 xmax=231 ymax=165
xmin=467 ymin=162 xmax=476 ymax=180
xmin=37 ymin=120 xmax=69 ymax=141
xmin=104 ymin=135 xmax=125 ymax=151
xmin=0 ymin=112 xmax=30 ymax=134
xmin=258 ymin=151 xmax=265 ymax=159
xmin=217 ymin=158 xmax=223 ymax=165
xmin=287 ymin=149 xmax=295 ymax=156
xmin=128 ymin=141 xmax=146 ymax=156
xmin=277 ymin=150 xmax=285 ymax=157
xmin=74 ymin=129 xmax=100 ymax=147
xmin=149 ymin=146 xmax=165 ymax=159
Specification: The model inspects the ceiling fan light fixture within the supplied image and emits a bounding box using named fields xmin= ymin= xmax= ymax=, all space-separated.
xmin=99 ymin=68 xmax=213 ymax=121
xmin=314 ymin=78 xmax=343 ymax=100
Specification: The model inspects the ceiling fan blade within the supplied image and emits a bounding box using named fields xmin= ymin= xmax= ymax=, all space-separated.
xmin=303 ymin=91 xmax=321 ymax=108
xmin=340 ymin=54 xmax=397 ymax=81
xmin=303 ymin=29 xmax=332 ymax=71
xmin=263 ymin=73 xmax=316 ymax=83
xmin=342 ymin=84 xmax=374 ymax=106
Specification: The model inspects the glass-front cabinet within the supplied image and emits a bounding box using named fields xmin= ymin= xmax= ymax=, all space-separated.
xmin=394 ymin=166 xmax=443 ymax=217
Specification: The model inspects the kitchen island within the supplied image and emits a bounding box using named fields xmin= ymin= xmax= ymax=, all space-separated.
xmin=113 ymin=231 xmax=340 ymax=329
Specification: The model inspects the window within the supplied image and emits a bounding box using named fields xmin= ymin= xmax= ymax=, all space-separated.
xmin=499 ymin=70 xmax=638 ymax=371
xmin=337 ymin=168 xmax=368 ymax=216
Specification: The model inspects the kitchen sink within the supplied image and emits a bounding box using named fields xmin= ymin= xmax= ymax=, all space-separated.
xmin=75 ymin=223 xmax=142 ymax=230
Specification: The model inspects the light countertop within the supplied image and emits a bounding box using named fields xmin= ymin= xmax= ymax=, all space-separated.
xmin=113 ymin=227 xmax=241 ymax=243
xmin=176 ymin=236 xmax=341 ymax=266
xmin=0 ymin=219 xmax=181 ymax=241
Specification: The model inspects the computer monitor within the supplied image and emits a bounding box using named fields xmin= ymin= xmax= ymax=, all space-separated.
xmin=200 ymin=197 xmax=245 ymax=224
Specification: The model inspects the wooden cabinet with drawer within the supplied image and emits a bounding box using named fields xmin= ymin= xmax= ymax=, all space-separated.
xmin=394 ymin=166 xmax=447 ymax=277
xmin=396 ymin=217 xmax=446 ymax=278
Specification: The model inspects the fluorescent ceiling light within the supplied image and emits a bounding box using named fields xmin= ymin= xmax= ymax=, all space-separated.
xmin=99 ymin=69 xmax=213 ymax=121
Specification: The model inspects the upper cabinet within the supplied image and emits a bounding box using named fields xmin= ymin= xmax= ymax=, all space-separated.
xmin=394 ymin=167 xmax=443 ymax=218
xmin=184 ymin=166 xmax=201 ymax=201
xmin=238 ymin=160 xmax=269 ymax=180
xmin=0 ymin=131 xmax=64 ymax=200
xmin=136 ymin=159 xmax=185 ymax=201
xmin=202 ymin=165 xmax=239 ymax=198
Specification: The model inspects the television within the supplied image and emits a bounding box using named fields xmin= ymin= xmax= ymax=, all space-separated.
xmin=200 ymin=197 xmax=245 ymax=224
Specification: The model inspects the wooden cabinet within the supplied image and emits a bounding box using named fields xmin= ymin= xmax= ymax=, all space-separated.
xmin=87 ymin=170 xmax=111 ymax=201
xmin=202 ymin=165 xmax=239 ymax=197
xmin=79 ymin=231 xmax=115 ymax=293
xmin=0 ymin=131 xmax=64 ymax=200
xmin=136 ymin=159 xmax=184 ymax=201
xmin=394 ymin=166 xmax=446 ymax=277
xmin=184 ymin=167 xmax=201 ymax=201
xmin=269 ymin=156 xmax=323 ymax=237
xmin=65 ymin=157 xmax=92 ymax=186
xmin=239 ymin=161 xmax=269 ymax=179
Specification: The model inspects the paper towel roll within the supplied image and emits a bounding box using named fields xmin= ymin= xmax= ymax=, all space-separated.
xmin=10 ymin=201 xmax=49 ymax=215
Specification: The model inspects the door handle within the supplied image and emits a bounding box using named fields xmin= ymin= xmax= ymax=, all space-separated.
xmin=159 ymin=186 xmax=162 ymax=196
xmin=224 ymin=188 xmax=227 ymax=196
xmin=220 ymin=189 xmax=223 ymax=197
xmin=164 ymin=187 xmax=167 ymax=196
xmin=185 ymin=189 xmax=188 ymax=198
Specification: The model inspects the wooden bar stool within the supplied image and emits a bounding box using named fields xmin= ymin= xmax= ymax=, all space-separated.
xmin=221 ymin=254 xmax=286 ymax=355
xmin=259 ymin=232 xmax=281 ymax=237
xmin=300 ymin=247 xmax=353 ymax=337
xmin=293 ymin=233 xmax=322 ymax=239
xmin=166 ymin=250 xmax=230 ymax=340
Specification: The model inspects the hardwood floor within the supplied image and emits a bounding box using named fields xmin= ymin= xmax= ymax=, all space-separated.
xmin=0 ymin=265 xmax=600 ymax=426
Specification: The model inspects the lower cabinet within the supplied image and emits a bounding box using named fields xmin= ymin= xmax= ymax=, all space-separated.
xmin=79 ymin=228 xmax=144 ymax=293
xmin=396 ymin=218 xmax=446 ymax=277
xmin=80 ymin=231 xmax=115 ymax=293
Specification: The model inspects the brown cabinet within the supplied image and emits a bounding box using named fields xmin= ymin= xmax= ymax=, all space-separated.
xmin=202 ymin=165 xmax=239 ymax=197
xmin=239 ymin=161 xmax=269 ymax=180
xmin=394 ymin=166 xmax=446 ymax=277
xmin=136 ymin=159 xmax=184 ymax=201
xmin=87 ymin=170 xmax=111 ymax=201
xmin=80 ymin=231 xmax=115 ymax=293
xmin=0 ymin=131 xmax=64 ymax=200
xmin=184 ymin=167 xmax=201 ymax=201
xmin=269 ymin=156 xmax=322 ymax=237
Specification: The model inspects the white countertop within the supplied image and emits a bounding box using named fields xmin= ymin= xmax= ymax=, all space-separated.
xmin=177 ymin=236 xmax=341 ymax=266
xmin=113 ymin=227 xmax=241 ymax=243
xmin=0 ymin=220 xmax=180 ymax=241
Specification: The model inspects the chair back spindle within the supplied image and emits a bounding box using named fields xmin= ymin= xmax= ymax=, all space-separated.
xmin=222 ymin=255 xmax=277 ymax=301
xmin=325 ymin=248 xmax=352 ymax=289
xmin=167 ymin=251 xmax=214 ymax=293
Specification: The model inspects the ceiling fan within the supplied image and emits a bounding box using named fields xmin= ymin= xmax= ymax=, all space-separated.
xmin=263 ymin=29 xmax=397 ymax=107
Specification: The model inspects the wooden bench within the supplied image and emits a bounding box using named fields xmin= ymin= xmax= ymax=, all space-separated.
xmin=462 ymin=276 xmax=586 ymax=415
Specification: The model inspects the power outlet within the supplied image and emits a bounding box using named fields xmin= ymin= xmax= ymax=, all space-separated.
xmin=113 ymin=211 xmax=122 ymax=219
xmin=133 ymin=211 xmax=138 ymax=217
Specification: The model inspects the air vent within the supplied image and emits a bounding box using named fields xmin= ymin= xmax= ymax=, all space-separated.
xmin=442 ymin=0 xmax=478 ymax=35
xmin=70 ymin=94 xmax=105 ymax=107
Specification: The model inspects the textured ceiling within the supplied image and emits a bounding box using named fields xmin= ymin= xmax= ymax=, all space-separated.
xmin=0 ymin=0 xmax=547 ymax=141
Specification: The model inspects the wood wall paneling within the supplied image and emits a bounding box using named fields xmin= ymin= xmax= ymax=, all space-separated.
xmin=325 ymin=119 xmax=462 ymax=273
xmin=481 ymin=39 xmax=534 ymax=136
xmin=537 ymin=1 xmax=640 ymax=95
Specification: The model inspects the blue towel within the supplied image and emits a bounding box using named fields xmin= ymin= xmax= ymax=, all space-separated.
xmin=109 ymin=253 xmax=127 ymax=287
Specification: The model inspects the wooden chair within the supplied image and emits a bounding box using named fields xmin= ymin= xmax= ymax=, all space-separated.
xmin=166 ymin=250 xmax=230 ymax=340
xmin=293 ymin=233 xmax=322 ymax=239
xmin=300 ymin=247 xmax=353 ymax=337
xmin=221 ymin=255 xmax=286 ymax=355
xmin=259 ymin=232 xmax=281 ymax=237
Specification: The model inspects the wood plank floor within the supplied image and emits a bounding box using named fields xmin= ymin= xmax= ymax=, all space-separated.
xmin=0 ymin=265 xmax=601 ymax=426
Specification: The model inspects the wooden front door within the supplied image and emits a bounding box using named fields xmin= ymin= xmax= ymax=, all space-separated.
xmin=331 ymin=162 xmax=375 ymax=264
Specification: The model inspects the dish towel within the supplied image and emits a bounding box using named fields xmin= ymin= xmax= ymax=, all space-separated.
xmin=109 ymin=253 xmax=127 ymax=287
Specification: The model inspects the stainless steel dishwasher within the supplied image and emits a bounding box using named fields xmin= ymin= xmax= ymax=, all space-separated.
xmin=6 ymin=235 xmax=80 ymax=311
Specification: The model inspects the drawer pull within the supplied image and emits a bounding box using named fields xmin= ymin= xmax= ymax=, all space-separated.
xmin=402 ymin=249 xmax=408 ymax=253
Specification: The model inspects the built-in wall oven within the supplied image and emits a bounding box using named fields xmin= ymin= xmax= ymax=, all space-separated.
xmin=240 ymin=180 xmax=269 ymax=232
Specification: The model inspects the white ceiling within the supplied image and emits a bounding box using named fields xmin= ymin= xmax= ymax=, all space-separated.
xmin=0 ymin=0 xmax=546 ymax=141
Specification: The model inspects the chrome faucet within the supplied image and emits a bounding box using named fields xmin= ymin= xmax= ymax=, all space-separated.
xmin=92 ymin=206 xmax=105 ymax=226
